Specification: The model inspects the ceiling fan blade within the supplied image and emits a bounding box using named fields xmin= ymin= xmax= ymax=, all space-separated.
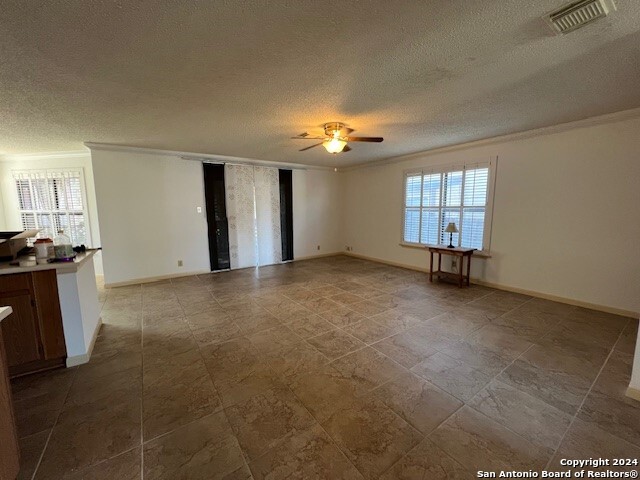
xmin=291 ymin=136 xmax=325 ymax=140
xmin=344 ymin=127 xmax=354 ymax=135
xmin=299 ymin=142 xmax=323 ymax=152
xmin=346 ymin=136 xmax=383 ymax=142
xmin=342 ymin=145 xmax=352 ymax=152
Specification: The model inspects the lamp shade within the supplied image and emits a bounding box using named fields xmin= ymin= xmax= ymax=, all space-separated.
xmin=444 ymin=222 xmax=458 ymax=233
xmin=323 ymin=138 xmax=347 ymax=154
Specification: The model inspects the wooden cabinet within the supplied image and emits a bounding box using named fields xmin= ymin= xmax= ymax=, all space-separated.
xmin=0 ymin=270 xmax=66 ymax=377
xmin=1 ymin=293 xmax=41 ymax=366
xmin=0 ymin=326 xmax=20 ymax=480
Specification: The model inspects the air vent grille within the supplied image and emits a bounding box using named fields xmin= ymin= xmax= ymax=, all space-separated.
xmin=548 ymin=0 xmax=612 ymax=34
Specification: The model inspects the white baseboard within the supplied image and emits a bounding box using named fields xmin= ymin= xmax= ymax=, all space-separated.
xmin=105 ymin=270 xmax=211 ymax=288
xmin=472 ymin=279 xmax=638 ymax=319
xmin=343 ymin=252 xmax=639 ymax=319
xmin=66 ymin=317 xmax=102 ymax=367
xmin=294 ymin=251 xmax=344 ymax=261
xmin=66 ymin=353 xmax=90 ymax=368
xmin=344 ymin=251 xmax=430 ymax=273
xmin=626 ymin=386 xmax=640 ymax=402
xmin=103 ymin=255 xmax=344 ymax=288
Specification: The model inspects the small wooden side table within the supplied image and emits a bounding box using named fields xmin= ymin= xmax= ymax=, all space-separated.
xmin=427 ymin=245 xmax=476 ymax=287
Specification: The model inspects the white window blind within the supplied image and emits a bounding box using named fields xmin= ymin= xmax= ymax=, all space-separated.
xmin=14 ymin=169 xmax=90 ymax=246
xmin=402 ymin=160 xmax=494 ymax=251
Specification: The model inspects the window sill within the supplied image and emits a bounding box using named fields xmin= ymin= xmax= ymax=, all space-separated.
xmin=399 ymin=242 xmax=492 ymax=258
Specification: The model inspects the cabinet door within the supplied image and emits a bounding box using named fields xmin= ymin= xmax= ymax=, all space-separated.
xmin=0 ymin=294 xmax=42 ymax=367
xmin=0 ymin=328 xmax=20 ymax=480
xmin=32 ymin=270 xmax=66 ymax=360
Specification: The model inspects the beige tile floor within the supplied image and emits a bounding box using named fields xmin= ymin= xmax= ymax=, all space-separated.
xmin=10 ymin=255 xmax=640 ymax=479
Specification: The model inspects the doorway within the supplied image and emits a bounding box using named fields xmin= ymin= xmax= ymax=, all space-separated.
xmin=279 ymin=169 xmax=294 ymax=261
xmin=203 ymin=163 xmax=230 ymax=271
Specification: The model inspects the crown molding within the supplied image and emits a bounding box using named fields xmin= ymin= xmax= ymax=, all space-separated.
xmin=84 ymin=142 xmax=334 ymax=171
xmin=0 ymin=150 xmax=90 ymax=162
xmin=343 ymin=106 xmax=640 ymax=172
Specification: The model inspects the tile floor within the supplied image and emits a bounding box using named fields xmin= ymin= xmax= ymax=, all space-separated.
xmin=10 ymin=255 xmax=640 ymax=479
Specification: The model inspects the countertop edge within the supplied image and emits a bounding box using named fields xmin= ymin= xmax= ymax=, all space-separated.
xmin=0 ymin=250 xmax=98 ymax=276
xmin=0 ymin=306 xmax=13 ymax=323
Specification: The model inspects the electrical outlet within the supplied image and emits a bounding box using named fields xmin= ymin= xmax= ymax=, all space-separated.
xmin=196 ymin=206 xmax=202 ymax=213
xmin=178 ymin=260 xmax=183 ymax=267
xmin=451 ymin=259 xmax=457 ymax=268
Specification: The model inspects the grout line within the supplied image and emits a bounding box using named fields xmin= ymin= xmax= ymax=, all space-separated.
xmin=399 ymin=299 xmax=545 ymax=475
xmin=140 ymin=408 xmax=222 ymax=446
xmin=543 ymin=318 xmax=631 ymax=471
xmin=441 ymin=295 xmax=546 ymax=407
xmin=69 ymin=446 xmax=144 ymax=478
xmin=382 ymin=424 xmax=471 ymax=477
xmin=29 ymin=416 xmax=54 ymax=478
xmin=188 ymin=294 xmax=259 ymax=475
xmin=269 ymin=279 xmax=501 ymax=475
xmin=463 ymin=332 xmax=537 ymax=403
xmin=29 ymin=365 xmax=80 ymax=480
xmin=167 ymin=267 xmax=412 ymax=476
xmin=140 ymin=285 xmax=227 ymax=448
xmin=256 ymin=275 xmax=522 ymax=381
xmin=103 ymin=286 xmax=145 ymax=477
xmin=108 ymin=259 xmax=583 ymax=477
xmin=280 ymin=373 xmax=368 ymax=477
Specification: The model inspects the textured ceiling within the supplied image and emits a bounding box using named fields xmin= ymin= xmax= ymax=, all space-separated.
xmin=1 ymin=0 xmax=640 ymax=167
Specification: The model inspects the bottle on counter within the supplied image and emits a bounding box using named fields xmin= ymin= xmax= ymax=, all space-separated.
xmin=53 ymin=230 xmax=74 ymax=260
xmin=34 ymin=238 xmax=54 ymax=264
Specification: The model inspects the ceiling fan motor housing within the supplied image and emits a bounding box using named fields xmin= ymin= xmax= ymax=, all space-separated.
xmin=324 ymin=122 xmax=346 ymax=137
xmin=292 ymin=122 xmax=382 ymax=153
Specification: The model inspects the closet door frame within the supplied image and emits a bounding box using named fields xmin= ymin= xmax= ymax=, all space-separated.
xmin=203 ymin=163 xmax=231 ymax=271
xmin=279 ymin=169 xmax=294 ymax=262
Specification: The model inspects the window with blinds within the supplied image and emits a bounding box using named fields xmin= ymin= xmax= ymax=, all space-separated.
xmin=14 ymin=169 xmax=90 ymax=246
xmin=403 ymin=161 xmax=494 ymax=251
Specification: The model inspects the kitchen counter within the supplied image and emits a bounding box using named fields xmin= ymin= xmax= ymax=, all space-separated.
xmin=0 ymin=249 xmax=98 ymax=275
xmin=0 ymin=249 xmax=101 ymax=375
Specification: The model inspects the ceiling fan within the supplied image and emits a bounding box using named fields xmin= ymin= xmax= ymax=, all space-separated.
xmin=291 ymin=122 xmax=383 ymax=154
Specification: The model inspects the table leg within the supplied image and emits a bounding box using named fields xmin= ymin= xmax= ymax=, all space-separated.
xmin=429 ymin=252 xmax=433 ymax=283
xmin=438 ymin=253 xmax=441 ymax=275
xmin=466 ymin=254 xmax=471 ymax=286
xmin=458 ymin=255 xmax=463 ymax=287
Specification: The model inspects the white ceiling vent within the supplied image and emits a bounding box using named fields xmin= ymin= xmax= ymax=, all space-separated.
xmin=547 ymin=0 xmax=616 ymax=34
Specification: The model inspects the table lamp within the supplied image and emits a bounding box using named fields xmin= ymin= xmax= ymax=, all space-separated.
xmin=445 ymin=222 xmax=458 ymax=248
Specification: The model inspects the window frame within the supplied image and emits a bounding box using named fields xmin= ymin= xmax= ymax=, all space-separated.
xmin=13 ymin=167 xmax=93 ymax=246
xmin=400 ymin=157 xmax=497 ymax=254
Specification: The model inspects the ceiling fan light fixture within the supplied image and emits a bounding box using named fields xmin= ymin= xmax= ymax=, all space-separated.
xmin=323 ymin=137 xmax=347 ymax=153
xmin=293 ymin=122 xmax=382 ymax=153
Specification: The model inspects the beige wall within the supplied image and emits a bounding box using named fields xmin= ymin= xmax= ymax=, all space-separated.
xmin=92 ymin=150 xmax=211 ymax=285
xmin=91 ymin=148 xmax=344 ymax=285
xmin=342 ymin=115 xmax=640 ymax=315
xmin=4 ymin=114 xmax=639 ymax=315
xmin=293 ymin=168 xmax=343 ymax=259
xmin=0 ymin=185 xmax=6 ymax=230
